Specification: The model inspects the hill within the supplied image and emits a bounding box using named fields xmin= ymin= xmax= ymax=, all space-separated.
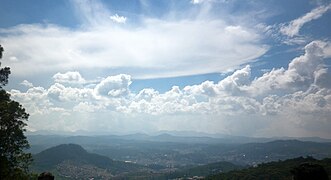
xmin=32 ymin=144 xmax=148 ymax=179
xmin=207 ymin=157 xmax=331 ymax=180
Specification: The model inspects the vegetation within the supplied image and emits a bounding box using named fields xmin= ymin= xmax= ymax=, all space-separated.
xmin=154 ymin=161 xmax=242 ymax=179
xmin=0 ymin=45 xmax=33 ymax=179
xmin=31 ymin=144 xmax=149 ymax=179
xmin=207 ymin=157 xmax=331 ymax=180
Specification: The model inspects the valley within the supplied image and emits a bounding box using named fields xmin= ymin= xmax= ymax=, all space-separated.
xmin=28 ymin=133 xmax=331 ymax=179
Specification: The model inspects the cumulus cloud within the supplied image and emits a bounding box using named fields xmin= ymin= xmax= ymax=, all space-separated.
xmin=53 ymin=71 xmax=86 ymax=84
xmin=135 ymin=88 xmax=159 ymax=101
xmin=20 ymin=80 xmax=33 ymax=88
xmin=48 ymin=83 xmax=93 ymax=102
xmin=280 ymin=3 xmax=331 ymax=37
xmin=10 ymin=87 xmax=52 ymax=115
xmin=218 ymin=65 xmax=251 ymax=95
xmin=249 ymin=41 xmax=331 ymax=96
xmin=94 ymin=74 xmax=132 ymax=97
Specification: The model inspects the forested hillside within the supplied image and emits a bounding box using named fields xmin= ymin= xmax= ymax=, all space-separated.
xmin=207 ymin=157 xmax=331 ymax=180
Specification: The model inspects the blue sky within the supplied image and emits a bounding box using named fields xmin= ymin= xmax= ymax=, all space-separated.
xmin=1 ymin=0 xmax=331 ymax=138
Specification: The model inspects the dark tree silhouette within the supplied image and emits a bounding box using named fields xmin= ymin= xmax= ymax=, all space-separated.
xmin=0 ymin=45 xmax=32 ymax=179
xmin=291 ymin=163 xmax=329 ymax=180
xmin=0 ymin=45 xmax=3 ymax=58
xmin=38 ymin=172 xmax=55 ymax=180
xmin=0 ymin=45 xmax=10 ymax=87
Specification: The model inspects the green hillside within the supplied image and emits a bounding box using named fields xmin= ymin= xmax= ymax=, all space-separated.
xmin=157 ymin=161 xmax=242 ymax=179
xmin=207 ymin=157 xmax=331 ymax=180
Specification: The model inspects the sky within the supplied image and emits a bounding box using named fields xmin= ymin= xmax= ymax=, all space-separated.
xmin=1 ymin=0 xmax=331 ymax=138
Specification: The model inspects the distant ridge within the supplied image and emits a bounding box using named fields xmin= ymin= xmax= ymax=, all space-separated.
xmin=27 ymin=130 xmax=331 ymax=143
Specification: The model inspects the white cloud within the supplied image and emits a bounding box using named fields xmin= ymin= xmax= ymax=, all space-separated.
xmin=8 ymin=41 xmax=331 ymax=137
xmin=94 ymin=74 xmax=132 ymax=97
xmin=20 ymin=80 xmax=33 ymax=88
xmin=10 ymin=87 xmax=52 ymax=115
xmin=248 ymin=41 xmax=331 ymax=96
xmin=191 ymin=0 xmax=205 ymax=4
xmin=218 ymin=65 xmax=251 ymax=95
xmin=280 ymin=3 xmax=331 ymax=37
xmin=73 ymin=102 xmax=104 ymax=113
xmin=4 ymin=0 xmax=331 ymax=138
xmin=1 ymin=21 xmax=267 ymax=79
xmin=191 ymin=0 xmax=215 ymax=4
xmin=53 ymin=71 xmax=86 ymax=84
xmin=47 ymin=83 xmax=94 ymax=102
xmin=0 ymin=0 xmax=267 ymax=79
xmin=135 ymin=88 xmax=159 ymax=101
xmin=110 ymin=14 xmax=127 ymax=24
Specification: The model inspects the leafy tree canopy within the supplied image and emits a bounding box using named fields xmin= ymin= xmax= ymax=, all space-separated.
xmin=0 ymin=45 xmax=32 ymax=179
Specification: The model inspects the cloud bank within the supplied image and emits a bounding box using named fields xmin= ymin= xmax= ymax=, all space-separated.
xmin=10 ymin=41 xmax=331 ymax=138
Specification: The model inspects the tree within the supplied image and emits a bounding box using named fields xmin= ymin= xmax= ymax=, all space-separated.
xmin=0 ymin=45 xmax=32 ymax=179
xmin=291 ymin=163 xmax=329 ymax=180
xmin=0 ymin=45 xmax=10 ymax=87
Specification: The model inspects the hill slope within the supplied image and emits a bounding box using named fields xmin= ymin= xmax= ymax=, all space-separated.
xmin=32 ymin=144 xmax=147 ymax=179
xmin=207 ymin=157 xmax=331 ymax=180
xmin=158 ymin=161 xmax=242 ymax=179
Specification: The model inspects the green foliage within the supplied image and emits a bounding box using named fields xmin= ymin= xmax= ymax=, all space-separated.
xmin=157 ymin=161 xmax=242 ymax=179
xmin=0 ymin=66 xmax=10 ymax=87
xmin=0 ymin=45 xmax=10 ymax=88
xmin=0 ymin=45 xmax=32 ymax=179
xmin=0 ymin=45 xmax=3 ymax=59
xmin=291 ymin=162 xmax=329 ymax=180
xmin=207 ymin=157 xmax=331 ymax=180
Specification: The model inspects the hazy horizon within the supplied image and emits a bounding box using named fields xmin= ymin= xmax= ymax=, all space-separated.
xmin=1 ymin=0 xmax=331 ymax=138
